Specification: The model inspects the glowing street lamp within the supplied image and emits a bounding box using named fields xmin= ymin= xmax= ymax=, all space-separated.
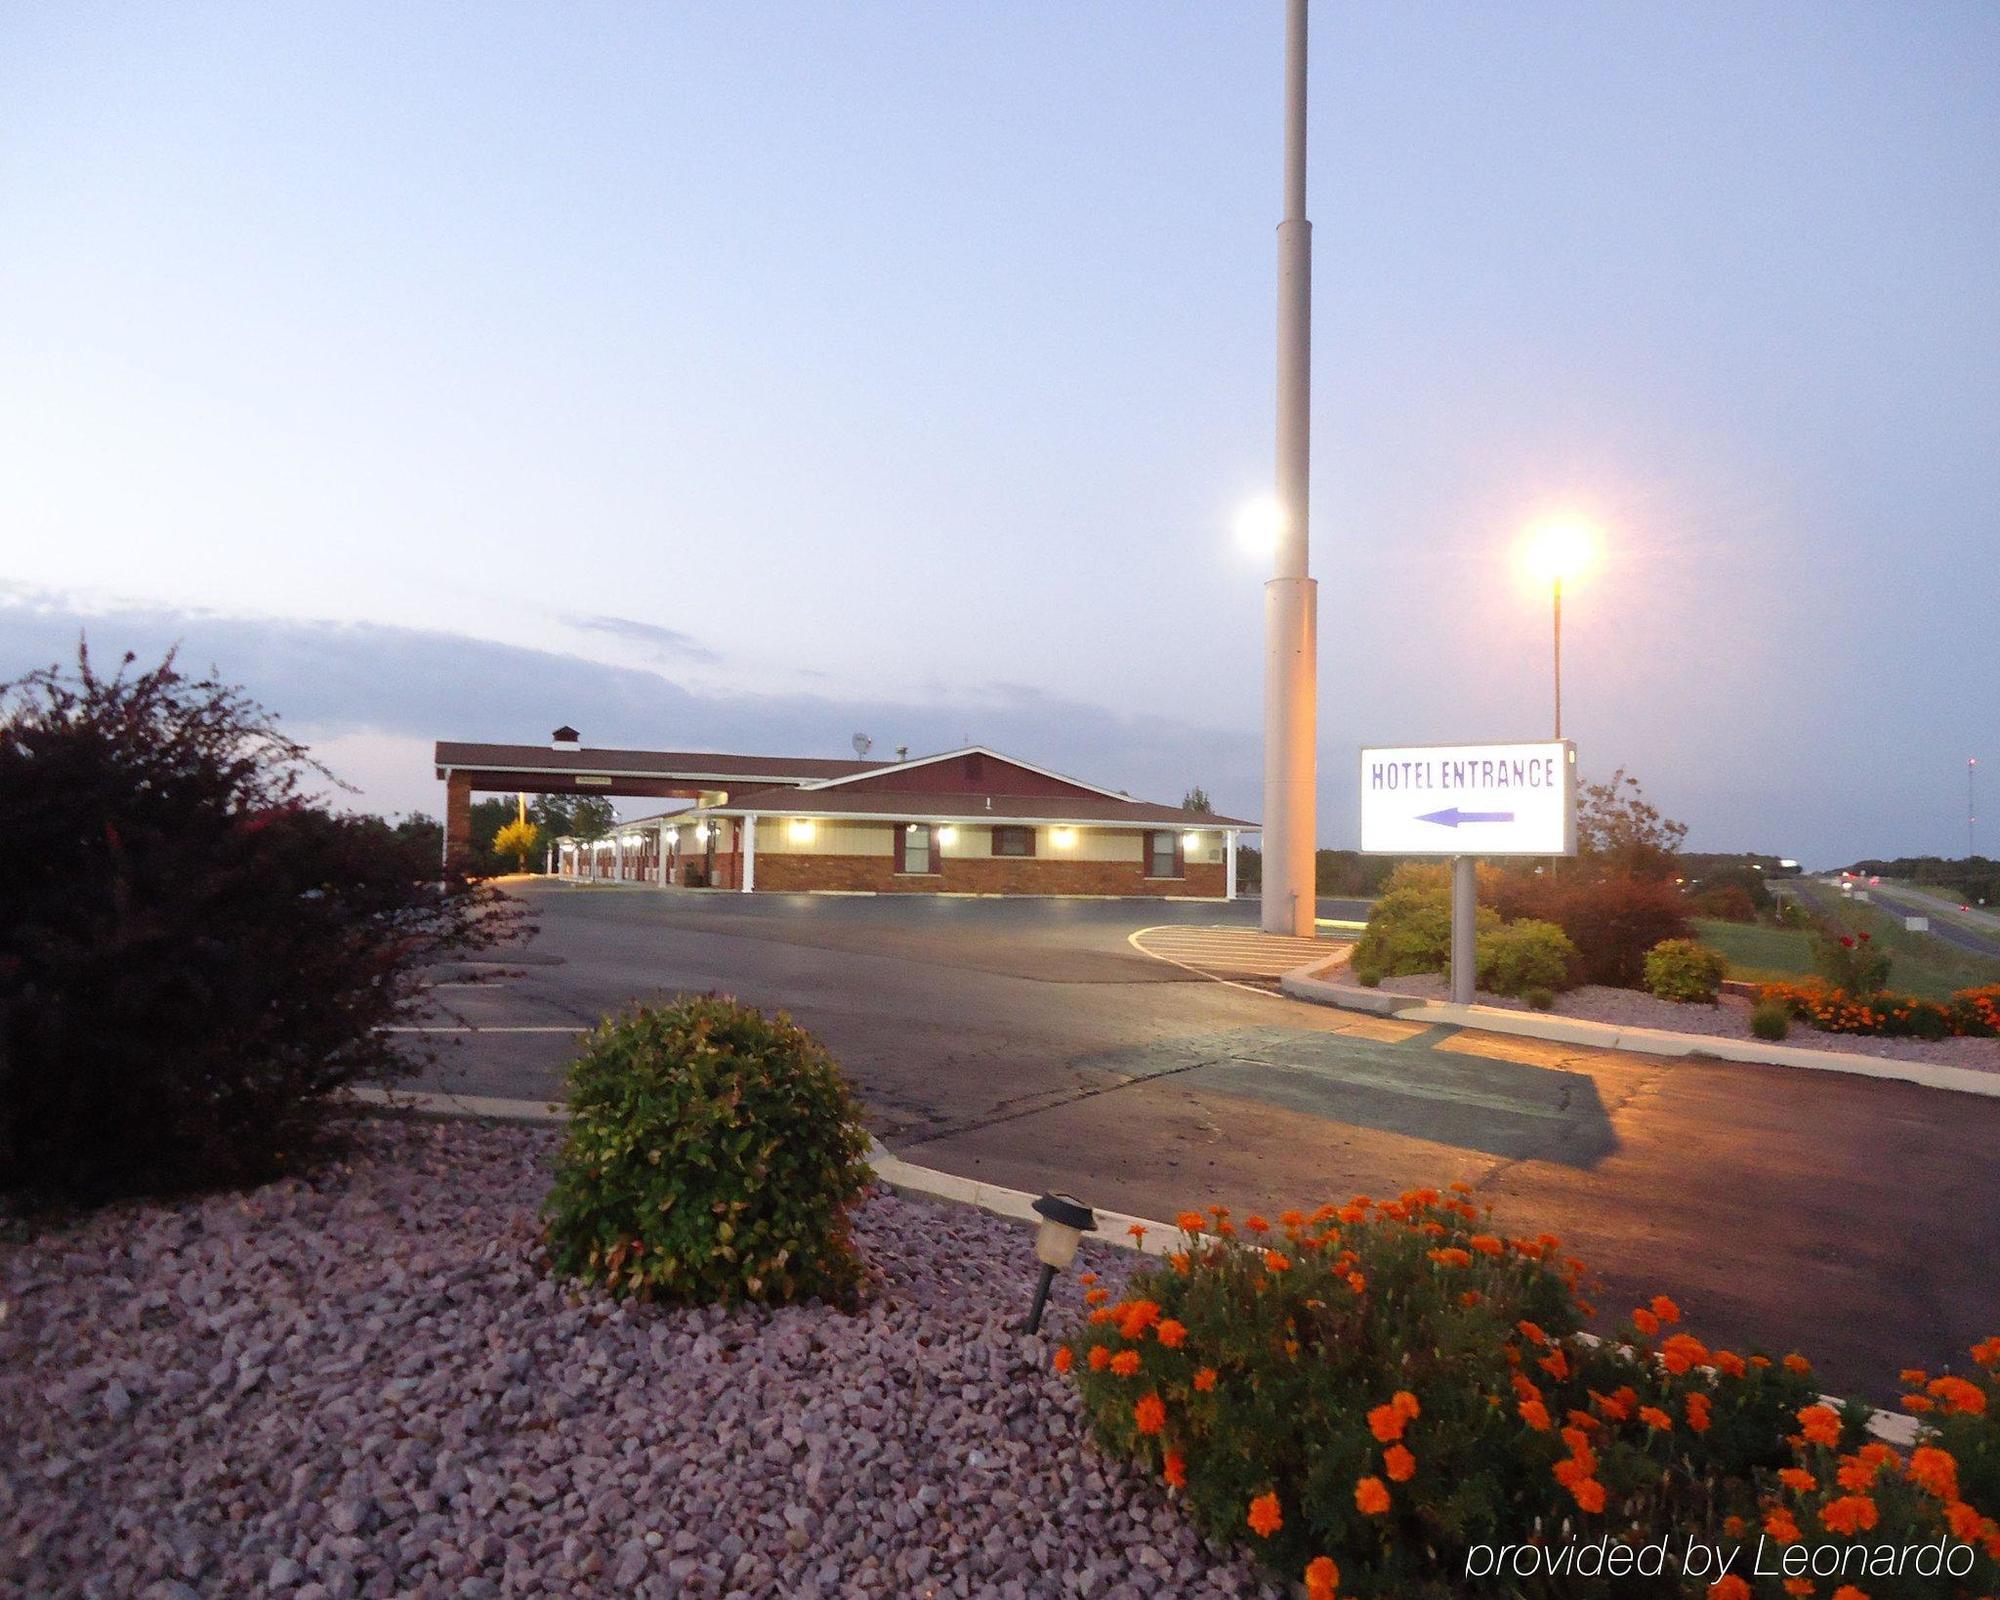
xmin=1518 ymin=517 xmax=1601 ymax=739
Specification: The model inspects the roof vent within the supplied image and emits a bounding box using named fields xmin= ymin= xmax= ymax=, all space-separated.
xmin=552 ymin=725 xmax=581 ymax=751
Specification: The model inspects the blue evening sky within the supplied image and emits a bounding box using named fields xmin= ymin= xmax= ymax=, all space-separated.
xmin=1 ymin=3 xmax=1993 ymax=863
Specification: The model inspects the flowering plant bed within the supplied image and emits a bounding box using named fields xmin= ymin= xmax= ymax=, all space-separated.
xmin=1058 ymin=1192 xmax=2000 ymax=1598
xmin=1759 ymin=980 xmax=2000 ymax=1040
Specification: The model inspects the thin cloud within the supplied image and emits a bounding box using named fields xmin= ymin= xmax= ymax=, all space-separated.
xmin=566 ymin=613 xmax=720 ymax=665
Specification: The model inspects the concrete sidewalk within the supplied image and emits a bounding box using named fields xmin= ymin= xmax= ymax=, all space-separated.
xmin=1280 ymin=961 xmax=2000 ymax=1100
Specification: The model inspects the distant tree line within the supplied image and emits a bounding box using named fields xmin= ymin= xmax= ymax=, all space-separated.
xmin=391 ymin=793 xmax=618 ymax=877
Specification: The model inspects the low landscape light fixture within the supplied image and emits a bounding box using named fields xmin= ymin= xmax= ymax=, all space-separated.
xmin=1022 ymin=1191 xmax=1097 ymax=1334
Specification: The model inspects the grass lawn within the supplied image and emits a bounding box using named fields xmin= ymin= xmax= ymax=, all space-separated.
xmin=1698 ymin=889 xmax=2000 ymax=1000
xmin=1691 ymin=918 xmax=1818 ymax=985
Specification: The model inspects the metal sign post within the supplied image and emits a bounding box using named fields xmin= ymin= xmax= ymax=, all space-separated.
xmin=1359 ymin=740 xmax=1580 ymax=1006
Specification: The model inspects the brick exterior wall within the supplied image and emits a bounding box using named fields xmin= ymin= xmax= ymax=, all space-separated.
xmin=754 ymin=852 xmax=1227 ymax=898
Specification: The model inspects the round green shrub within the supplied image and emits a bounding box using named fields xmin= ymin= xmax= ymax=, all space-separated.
xmin=1523 ymin=985 xmax=1557 ymax=1011
xmin=1352 ymin=883 xmax=1499 ymax=978
xmin=1351 ymin=962 xmax=1383 ymax=988
xmin=1750 ymin=1000 xmax=1791 ymax=1041
xmin=543 ymin=995 xmax=874 ymax=1306
xmin=1642 ymin=937 xmax=1729 ymax=1003
xmin=1474 ymin=918 xmax=1577 ymax=997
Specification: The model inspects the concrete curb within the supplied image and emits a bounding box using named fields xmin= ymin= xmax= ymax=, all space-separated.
xmin=346 ymin=1085 xmax=566 ymax=1124
xmin=1279 ymin=964 xmax=2000 ymax=1100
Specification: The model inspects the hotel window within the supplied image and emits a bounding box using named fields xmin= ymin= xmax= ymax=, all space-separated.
xmin=897 ymin=822 xmax=935 ymax=875
xmin=990 ymin=825 xmax=1036 ymax=857
xmin=1145 ymin=830 xmax=1183 ymax=879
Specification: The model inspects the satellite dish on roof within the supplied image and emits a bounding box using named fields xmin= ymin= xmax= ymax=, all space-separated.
xmin=851 ymin=733 xmax=873 ymax=759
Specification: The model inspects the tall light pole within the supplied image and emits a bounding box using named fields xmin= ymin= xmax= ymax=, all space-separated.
xmin=1520 ymin=518 xmax=1599 ymax=740
xmin=1261 ymin=0 xmax=1318 ymax=938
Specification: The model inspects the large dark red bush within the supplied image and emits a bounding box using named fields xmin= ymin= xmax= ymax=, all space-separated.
xmin=1489 ymin=873 xmax=1692 ymax=988
xmin=0 ymin=647 xmax=518 ymax=1201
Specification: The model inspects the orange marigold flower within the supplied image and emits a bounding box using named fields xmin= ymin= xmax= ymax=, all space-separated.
xmin=1193 ymin=1367 xmax=1218 ymax=1392
xmin=1723 ymin=1516 xmax=1747 ymax=1539
xmin=1078 ymin=1271 xmax=1097 ymax=1285
xmin=1118 ymin=1300 xmax=1162 ymax=1338
xmin=1928 ymin=1375 xmax=1988 ymax=1415
xmin=1133 ymin=1394 xmax=1167 ymax=1436
xmin=1899 ymin=1367 xmax=1930 ymax=1387
xmin=1829 ymin=1588 xmax=1868 ymax=1600
xmin=1518 ymin=1399 xmax=1552 ymax=1432
xmin=1303 ymin=1555 xmax=1339 ymax=1600
xmin=1782 ymin=1582 xmax=1812 ymax=1598
xmin=1052 ymin=1346 xmax=1074 ymax=1374
xmin=1835 ymin=1455 xmax=1881 ymax=1492
xmin=1570 ymin=1477 xmax=1606 ymax=1514
xmin=1127 ymin=1223 xmax=1147 ymax=1243
xmin=1685 ymin=1393 xmax=1713 ymax=1433
xmin=1651 ymin=1295 xmax=1681 ymax=1325
xmin=1909 ymin=1445 xmax=1959 ymax=1500
xmin=1368 ymin=1403 xmax=1407 ymax=1443
xmin=1469 ymin=1234 xmax=1503 ymax=1255
xmin=1714 ymin=1350 xmax=1747 ymax=1379
xmin=1428 ymin=1248 xmax=1472 ymax=1269
xmin=1383 ymin=1444 xmax=1415 ymax=1482
xmin=1392 ymin=1390 xmax=1421 ymax=1420
xmin=1459 ymin=1290 xmax=1482 ymax=1307
xmin=1110 ymin=1350 xmax=1141 ymax=1378
xmin=1972 ymin=1336 xmax=2000 ymax=1367
xmin=1245 ymin=1215 xmax=1271 ymax=1234
xmin=1156 ymin=1318 xmax=1187 ymax=1350
xmin=1264 ymin=1251 xmax=1293 ymax=1274
xmin=1764 ymin=1508 xmax=1802 ymax=1545
xmin=1900 ymin=1394 xmax=1935 ymax=1414
xmin=1247 ymin=1491 xmax=1283 ymax=1537
xmin=1631 ymin=1308 xmax=1661 ymax=1337
xmin=1347 ymin=1272 xmax=1367 ymax=1294
xmin=1945 ymin=1499 xmax=1983 ymax=1543
xmin=1819 ymin=1494 xmax=1878 ymax=1537
xmin=1708 ymin=1579 xmax=1751 ymax=1600
xmin=1354 ymin=1476 xmax=1390 ymax=1515
xmin=1517 ymin=1320 xmax=1549 ymax=1345
xmin=1662 ymin=1334 xmax=1710 ymax=1375
xmin=1163 ymin=1449 xmax=1187 ymax=1489
xmin=1085 ymin=1287 xmax=1110 ymax=1307
xmin=1778 ymin=1467 xmax=1816 ymax=1493
xmin=1539 ymin=1347 xmax=1571 ymax=1381
xmin=1176 ymin=1211 xmax=1206 ymax=1234
xmin=1750 ymin=1354 xmax=1772 ymax=1368
xmin=1088 ymin=1345 xmax=1111 ymax=1372
xmin=1593 ymin=1387 xmax=1635 ymax=1422
xmin=1169 ymin=1252 xmax=1191 ymax=1275
xmin=1448 ymin=1180 xmax=1472 ymax=1193
xmin=1639 ymin=1406 xmax=1673 ymax=1432
xmin=1783 ymin=1353 xmax=1813 ymax=1376
xmin=1797 ymin=1404 xmax=1841 ymax=1447
xmin=1279 ymin=1209 xmax=1306 ymax=1229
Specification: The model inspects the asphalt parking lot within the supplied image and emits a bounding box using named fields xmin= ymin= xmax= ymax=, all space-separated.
xmin=399 ymin=879 xmax=2000 ymax=1402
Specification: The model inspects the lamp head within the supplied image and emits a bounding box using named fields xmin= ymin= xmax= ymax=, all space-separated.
xmin=1031 ymin=1191 xmax=1098 ymax=1269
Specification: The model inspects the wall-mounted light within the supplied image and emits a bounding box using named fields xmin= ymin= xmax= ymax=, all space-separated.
xmin=1052 ymin=827 xmax=1076 ymax=848
xmin=1182 ymin=831 xmax=1202 ymax=850
xmin=788 ymin=818 xmax=816 ymax=844
xmin=937 ymin=825 xmax=957 ymax=845
xmin=694 ymin=823 xmax=711 ymax=841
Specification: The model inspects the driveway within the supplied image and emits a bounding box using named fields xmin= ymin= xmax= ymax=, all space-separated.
xmin=400 ymin=880 xmax=2000 ymax=1402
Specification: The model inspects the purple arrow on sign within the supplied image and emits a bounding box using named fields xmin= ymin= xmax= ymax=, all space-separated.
xmin=1416 ymin=807 xmax=1516 ymax=828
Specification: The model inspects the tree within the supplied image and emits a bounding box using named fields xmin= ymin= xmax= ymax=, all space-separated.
xmin=1574 ymin=769 xmax=1688 ymax=880
xmin=1182 ymin=786 xmax=1215 ymax=815
xmin=493 ymin=816 xmax=540 ymax=871
xmin=532 ymin=793 xmax=614 ymax=844
xmin=0 ymin=645 xmax=520 ymax=1200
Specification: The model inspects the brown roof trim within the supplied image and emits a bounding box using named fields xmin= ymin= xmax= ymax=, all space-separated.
xmin=433 ymin=740 xmax=882 ymax=784
xmin=706 ymin=786 xmax=1254 ymax=829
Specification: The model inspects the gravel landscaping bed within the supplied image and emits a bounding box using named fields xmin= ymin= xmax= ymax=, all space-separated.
xmin=2 ymin=1118 xmax=1278 ymax=1600
xmin=1361 ymin=970 xmax=2000 ymax=1071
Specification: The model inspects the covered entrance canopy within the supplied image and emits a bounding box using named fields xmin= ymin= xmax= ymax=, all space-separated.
xmin=432 ymin=731 xmax=883 ymax=866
